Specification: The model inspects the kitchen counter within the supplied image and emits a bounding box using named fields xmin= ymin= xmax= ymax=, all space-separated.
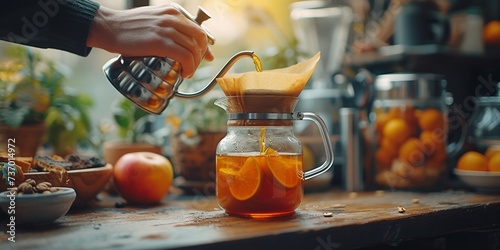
xmin=1 ymin=188 xmax=500 ymax=250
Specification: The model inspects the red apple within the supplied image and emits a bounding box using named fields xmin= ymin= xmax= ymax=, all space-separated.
xmin=113 ymin=152 xmax=173 ymax=204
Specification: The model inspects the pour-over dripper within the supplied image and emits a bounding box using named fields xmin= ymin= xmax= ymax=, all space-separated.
xmin=214 ymin=95 xmax=300 ymax=127
xmin=215 ymin=94 xmax=299 ymax=114
xmin=214 ymin=52 xmax=321 ymax=127
xmin=216 ymin=52 xmax=321 ymax=98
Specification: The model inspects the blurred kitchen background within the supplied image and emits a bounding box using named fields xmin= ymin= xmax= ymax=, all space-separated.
xmin=2 ymin=0 xmax=500 ymax=192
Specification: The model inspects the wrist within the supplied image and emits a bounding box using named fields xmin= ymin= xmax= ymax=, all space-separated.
xmin=87 ymin=6 xmax=117 ymax=52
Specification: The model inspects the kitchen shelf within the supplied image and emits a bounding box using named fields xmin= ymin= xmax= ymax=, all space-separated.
xmin=344 ymin=44 xmax=500 ymax=134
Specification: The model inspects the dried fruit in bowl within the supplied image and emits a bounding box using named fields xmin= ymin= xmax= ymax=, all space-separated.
xmin=31 ymin=154 xmax=107 ymax=184
xmin=0 ymin=154 xmax=33 ymax=173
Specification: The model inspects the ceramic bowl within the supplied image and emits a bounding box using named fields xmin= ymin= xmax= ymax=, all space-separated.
xmin=23 ymin=164 xmax=113 ymax=205
xmin=454 ymin=169 xmax=500 ymax=193
xmin=0 ymin=187 xmax=76 ymax=225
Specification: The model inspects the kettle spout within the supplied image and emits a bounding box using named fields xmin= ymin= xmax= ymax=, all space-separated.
xmin=175 ymin=51 xmax=256 ymax=99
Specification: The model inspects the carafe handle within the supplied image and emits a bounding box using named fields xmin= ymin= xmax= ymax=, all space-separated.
xmin=295 ymin=112 xmax=335 ymax=180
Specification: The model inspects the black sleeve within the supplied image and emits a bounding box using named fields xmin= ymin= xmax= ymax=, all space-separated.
xmin=0 ymin=0 xmax=100 ymax=56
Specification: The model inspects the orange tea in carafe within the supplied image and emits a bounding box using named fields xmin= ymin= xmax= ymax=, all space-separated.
xmin=217 ymin=151 xmax=303 ymax=218
xmin=216 ymin=124 xmax=304 ymax=218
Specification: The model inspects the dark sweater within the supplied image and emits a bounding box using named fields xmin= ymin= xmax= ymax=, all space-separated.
xmin=0 ymin=0 xmax=100 ymax=56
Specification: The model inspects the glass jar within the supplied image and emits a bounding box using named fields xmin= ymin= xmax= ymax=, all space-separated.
xmin=368 ymin=73 xmax=451 ymax=190
xmin=214 ymin=95 xmax=334 ymax=218
xmin=467 ymin=95 xmax=500 ymax=154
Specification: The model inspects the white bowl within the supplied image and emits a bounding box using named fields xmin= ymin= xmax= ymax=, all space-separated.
xmin=454 ymin=169 xmax=500 ymax=193
xmin=0 ymin=187 xmax=76 ymax=225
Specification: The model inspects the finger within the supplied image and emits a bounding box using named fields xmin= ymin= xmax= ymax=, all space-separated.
xmin=161 ymin=18 xmax=208 ymax=74
xmin=203 ymin=47 xmax=214 ymax=62
xmin=173 ymin=22 xmax=208 ymax=70
xmin=168 ymin=3 xmax=212 ymax=61
xmin=163 ymin=42 xmax=196 ymax=78
xmin=148 ymin=22 xmax=198 ymax=77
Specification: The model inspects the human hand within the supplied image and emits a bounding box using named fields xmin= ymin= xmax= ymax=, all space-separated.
xmin=87 ymin=4 xmax=214 ymax=78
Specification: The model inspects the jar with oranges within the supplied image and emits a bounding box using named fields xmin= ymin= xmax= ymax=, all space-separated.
xmin=456 ymin=93 xmax=500 ymax=173
xmin=368 ymin=73 xmax=454 ymax=190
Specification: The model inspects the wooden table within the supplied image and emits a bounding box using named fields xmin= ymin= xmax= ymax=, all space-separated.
xmin=1 ymin=189 xmax=500 ymax=250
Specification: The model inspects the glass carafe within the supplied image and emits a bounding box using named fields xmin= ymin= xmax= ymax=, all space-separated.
xmin=215 ymin=95 xmax=334 ymax=218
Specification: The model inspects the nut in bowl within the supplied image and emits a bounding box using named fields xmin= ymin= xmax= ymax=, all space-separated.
xmin=0 ymin=179 xmax=76 ymax=225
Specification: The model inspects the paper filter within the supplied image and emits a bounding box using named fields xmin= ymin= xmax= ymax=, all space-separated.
xmin=216 ymin=52 xmax=321 ymax=97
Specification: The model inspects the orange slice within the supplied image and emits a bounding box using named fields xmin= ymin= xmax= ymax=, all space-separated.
xmin=264 ymin=147 xmax=279 ymax=156
xmin=220 ymin=157 xmax=261 ymax=201
xmin=265 ymin=148 xmax=301 ymax=188
xmin=219 ymin=167 xmax=239 ymax=183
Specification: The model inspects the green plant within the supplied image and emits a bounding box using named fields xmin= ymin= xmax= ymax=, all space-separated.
xmin=165 ymin=92 xmax=227 ymax=146
xmin=111 ymin=97 xmax=151 ymax=143
xmin=109 ymin=97 xmax=170 ymax=148
xmin=0 ymin=45 xmax=93 ymax=155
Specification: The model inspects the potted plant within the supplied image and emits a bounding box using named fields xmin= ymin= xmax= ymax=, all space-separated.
xmin=102 ymin=97 xmax=167 ymax=166
xmin=164 ymin=90 xmax=227 ymax=195
xmin=0 ymin=45 xmax=93 ymax=157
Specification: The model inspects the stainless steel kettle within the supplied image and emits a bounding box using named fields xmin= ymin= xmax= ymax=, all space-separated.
xmin=102 ymin=3 xmax=256 ymax=114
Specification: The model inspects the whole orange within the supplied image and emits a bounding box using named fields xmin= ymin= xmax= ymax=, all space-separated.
xmin=399 ymin=138 xmax=426 ymax=166
xmin=418 ymin=108 xmax=445 ymax=131
xmin=456 ymin=151 xmax=488 ymax=171
xmin=376 ymin=148 xmax=394 ymax=170
xmin=488 ymin=153 xmax=500 ymax=172
xmin=113 ymin=152 xmax=174 ymax=204
xmin=419 ymin=130 xmax=446 ymax=156
xmin=399 ymin=106 xmax=419 ymax=136
xmin=383 ymin=118 xmax=411 ymax=145
xmin=375 ymin=112 xmax=392 ymax=135
xmin=380 ymin=138 xmax=398 ymax=158
xmin=483 ymin=20 xmax=500 ymax=45
xmin=426 ymin=145 xmax=447 ymax=169
xmin=485 ymin=147 xmax=500 ymax=159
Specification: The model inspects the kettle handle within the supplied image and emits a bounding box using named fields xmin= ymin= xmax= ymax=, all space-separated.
xmin=175 ymin=51 xmax=256 ymax=99
xmin=296 ymin=112 xmax=335 ymax=180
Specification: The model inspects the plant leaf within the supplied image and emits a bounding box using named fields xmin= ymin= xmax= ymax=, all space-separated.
xmin=0 ymin=106 xmax=30 ymax=128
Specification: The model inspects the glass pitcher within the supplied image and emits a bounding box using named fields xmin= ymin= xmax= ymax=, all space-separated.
xmin=214 ymin=95 xmax=334 ymax=218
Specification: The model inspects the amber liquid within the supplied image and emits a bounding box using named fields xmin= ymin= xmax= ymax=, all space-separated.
xmin=216 ymin=153 xmax=303 ymax=218
xmin=252 ymin=53 xmax=263 ymax=72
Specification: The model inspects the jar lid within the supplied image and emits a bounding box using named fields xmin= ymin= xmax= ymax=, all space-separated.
xmin=375 ymin=73 xmax=446 ymax=99
xmin=477 ymin=94 xmax=500 ymax=106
